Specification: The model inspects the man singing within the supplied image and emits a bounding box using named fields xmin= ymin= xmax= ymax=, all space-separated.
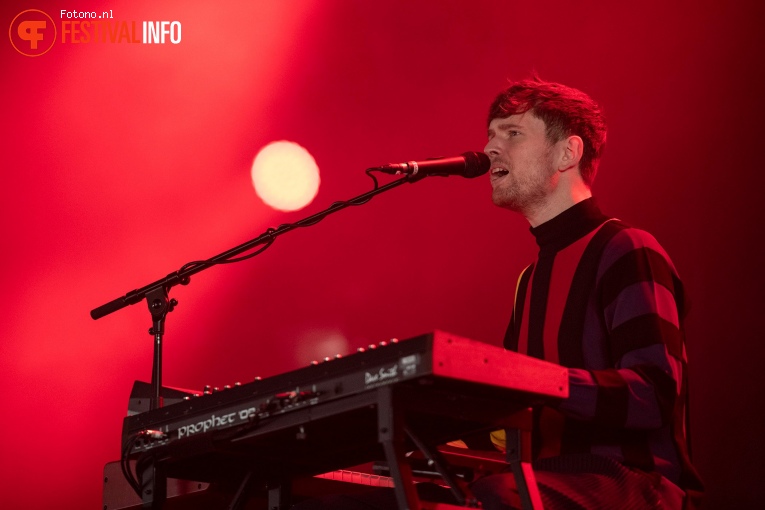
xmin=293 ymin=77 xmax=703 ymax=509
xmin=471 ymin=76 xmax=703 ymax=509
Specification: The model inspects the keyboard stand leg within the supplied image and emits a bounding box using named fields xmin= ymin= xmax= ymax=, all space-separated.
xmin=405 ymin=426 xmax=472 ymax=506
xmin=267 ymin=480 xmax=291 ymax=510
xmin=378 ymin=386 xmax=420 ymax=510
xmin=139 ymin=459 xmax=166 ymax=510
xmin=505 ymin=417 xmax=544 ymax=510
xmin=227 ymin=470 xmax=254 ymax=510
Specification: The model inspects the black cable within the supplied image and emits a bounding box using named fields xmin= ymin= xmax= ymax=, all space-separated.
xmin=179 ymin=236 xmax=275 ymax=270
xmin=120 ymin=433 xmax=143 ymax=496
xmin=176 ymin=168 xmax=384 ymax=273
xmin=120 ymin=430 xmax=167 ymax=497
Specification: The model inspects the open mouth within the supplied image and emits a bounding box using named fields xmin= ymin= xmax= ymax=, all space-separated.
xmin=491 ymin=167 xmax=509 ymax=178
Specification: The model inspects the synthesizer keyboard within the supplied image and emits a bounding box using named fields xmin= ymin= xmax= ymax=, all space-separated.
xmin=121 ymin=331 xmax=567 ymax=509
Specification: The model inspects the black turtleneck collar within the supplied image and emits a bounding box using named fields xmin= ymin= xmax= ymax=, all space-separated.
xmin=530 ymin=198 xmax=610 ymax=255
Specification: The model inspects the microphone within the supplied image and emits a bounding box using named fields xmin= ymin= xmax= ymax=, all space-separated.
xmin=370 ymin=151 xmax=490 ymax=178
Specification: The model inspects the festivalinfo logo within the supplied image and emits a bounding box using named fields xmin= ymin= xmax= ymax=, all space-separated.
xmin=9 ymin=9 xmax=182 ymax=57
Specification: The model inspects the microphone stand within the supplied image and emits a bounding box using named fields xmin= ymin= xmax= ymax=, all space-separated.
xmin=90 ymin=173 xmax=424 ymax=411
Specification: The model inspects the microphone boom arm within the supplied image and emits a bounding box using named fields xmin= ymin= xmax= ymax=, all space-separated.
xmin=90 ymin=174 xmax=425 ymax=320
xmin=90 ymin=172 xmax=425 ymax=411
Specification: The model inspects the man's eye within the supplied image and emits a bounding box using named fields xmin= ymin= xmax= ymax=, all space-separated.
xmin=509 ymin=130 xmax=520 ymax=136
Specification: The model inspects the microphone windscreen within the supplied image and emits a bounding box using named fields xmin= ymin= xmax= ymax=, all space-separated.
xmin=462 ymin=152 xmax=491 ymax=178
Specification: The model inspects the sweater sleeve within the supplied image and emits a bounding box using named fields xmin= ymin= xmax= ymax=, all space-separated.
xmin=556 ymin=228 xmax=685 ymax=429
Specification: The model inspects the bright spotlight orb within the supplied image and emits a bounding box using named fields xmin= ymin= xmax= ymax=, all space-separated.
xmin=251 ymin=141 xmax=320 ymax=211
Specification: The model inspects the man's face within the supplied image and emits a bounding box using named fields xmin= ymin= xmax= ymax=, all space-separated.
xmin=485 ymin=112 xmax=558 ymax=213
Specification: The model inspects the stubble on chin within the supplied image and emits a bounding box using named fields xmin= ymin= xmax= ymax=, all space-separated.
xmin=491 ymin=169 xmax=555 ymax=215
xmin=491 ymin=186 xmax=521 ymax=212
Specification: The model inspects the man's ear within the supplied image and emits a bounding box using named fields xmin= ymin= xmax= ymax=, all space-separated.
xmin=558 ymin=135 xmax=584 ymax=172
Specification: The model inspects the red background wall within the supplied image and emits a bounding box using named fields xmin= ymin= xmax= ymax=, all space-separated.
xmin=1 ymin=1 xmax=763 ymax=507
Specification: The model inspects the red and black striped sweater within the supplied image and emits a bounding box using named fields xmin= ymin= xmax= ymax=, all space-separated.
xmin=503 ymin=198 xmax=702 ymax=494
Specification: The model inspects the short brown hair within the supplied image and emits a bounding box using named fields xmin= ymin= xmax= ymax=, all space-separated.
xmin=488 ymin=76 xmax=607 ymax=186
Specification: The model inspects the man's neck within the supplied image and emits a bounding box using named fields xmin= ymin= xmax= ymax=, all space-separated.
xmin=524 ymin=185 xmax=592 ymax=227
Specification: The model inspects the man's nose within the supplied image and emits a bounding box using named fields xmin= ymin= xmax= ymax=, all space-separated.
xmin=484 ymin=139 xmax=499 ymax=157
